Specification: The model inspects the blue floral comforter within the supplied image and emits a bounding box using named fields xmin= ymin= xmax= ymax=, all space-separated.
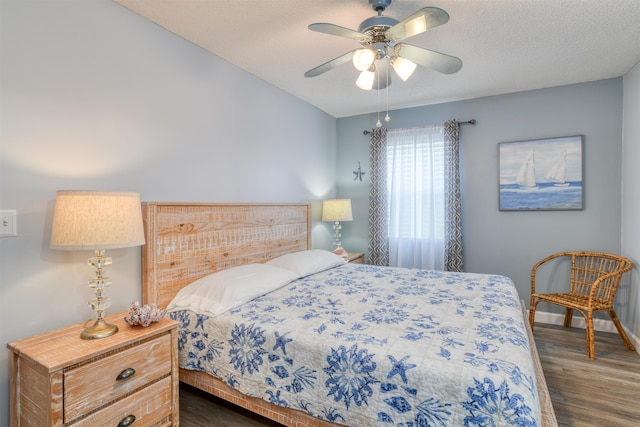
xmin=169 ymin=263 xmax=541 ymax=426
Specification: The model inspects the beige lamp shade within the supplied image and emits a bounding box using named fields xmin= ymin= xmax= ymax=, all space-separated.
xmin=50 ymin=191 xmax=145 ymax=250
xmin=322 ymin=199 xmax=353 ymax=222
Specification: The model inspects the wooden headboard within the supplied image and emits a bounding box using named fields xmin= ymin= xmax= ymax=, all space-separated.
xmin=141 ymin=202 xmax=311 ymax=308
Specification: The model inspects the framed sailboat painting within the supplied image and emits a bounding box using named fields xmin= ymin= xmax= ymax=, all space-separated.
xmin=499 ymin=135 xmax=583 ymax=211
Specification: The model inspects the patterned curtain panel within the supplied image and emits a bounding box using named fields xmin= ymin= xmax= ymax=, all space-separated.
xmin=443 ymin=119 xmax=464 ymax=272
xmin=367 ymin=127 xmax=389 ymax=266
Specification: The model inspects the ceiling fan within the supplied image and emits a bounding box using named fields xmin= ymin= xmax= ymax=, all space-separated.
xmin=304 ymin=0 xmax=462 ymax=90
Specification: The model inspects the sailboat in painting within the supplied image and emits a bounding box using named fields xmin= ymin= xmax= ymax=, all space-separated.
xmin=516 ymin=148 xmax=538 ymax=189
xmin=545 ymin=149 xmax=570 ymax=187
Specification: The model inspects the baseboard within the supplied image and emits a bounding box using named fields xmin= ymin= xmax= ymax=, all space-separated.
xmin=531 ymin=310 xmax=640 ymax=356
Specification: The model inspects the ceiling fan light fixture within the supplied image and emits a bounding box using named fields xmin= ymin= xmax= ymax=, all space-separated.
xmin=353 ymin=49 xmax=376 ymax=71
xmin=356 ymin=68 xmax=375 ymax=90
xmin=392 ymin=56 xmax=417 ymax=81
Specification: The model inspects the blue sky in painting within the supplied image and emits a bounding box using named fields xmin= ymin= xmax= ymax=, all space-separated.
xmin=499 ymin=136 xmax=582 ymax=185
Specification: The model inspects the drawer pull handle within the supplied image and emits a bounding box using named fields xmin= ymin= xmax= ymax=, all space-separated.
xmin=117 ymin=414 xmax=136 ymax=427
xmin=116 ymin=367 xmax=136 ymax=380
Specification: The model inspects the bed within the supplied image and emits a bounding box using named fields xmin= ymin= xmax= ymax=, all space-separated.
xmin=141 ymin=202 xmax=557 ymax=426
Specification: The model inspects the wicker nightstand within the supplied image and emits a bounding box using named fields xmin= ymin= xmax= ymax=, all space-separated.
xmin=347 ymin=252 xmax=365 ymax=264
xmin=7 ymin=312 xmax=178 ymax=426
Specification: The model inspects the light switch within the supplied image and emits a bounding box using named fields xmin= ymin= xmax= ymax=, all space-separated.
xmin=0 ymin=210 xmax=17 ymax=237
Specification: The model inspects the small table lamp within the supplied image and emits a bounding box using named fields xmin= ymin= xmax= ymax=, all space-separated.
xmin=50 ymin=191 xmax=145 ymax=340
xmin=322 ymin=199 xmax=353 ymax=255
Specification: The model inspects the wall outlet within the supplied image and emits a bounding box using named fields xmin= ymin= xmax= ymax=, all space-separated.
xmin=0 ymin=210 xmax=17 ymax=237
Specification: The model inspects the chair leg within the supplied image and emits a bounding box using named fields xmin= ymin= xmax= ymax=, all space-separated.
xmin=563 ymin=308 xmax=574 ymax=328
xmin=608 ymin=309 xmax=636 ymax=351
xmin=585 ymin=312 xmax=595 ymax=360
xmin=529 ymin=300 xmax=538 ymax=331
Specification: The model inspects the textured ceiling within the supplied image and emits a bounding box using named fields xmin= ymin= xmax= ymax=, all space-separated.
xmin=113 ymin=0 xmax=640 ymax=118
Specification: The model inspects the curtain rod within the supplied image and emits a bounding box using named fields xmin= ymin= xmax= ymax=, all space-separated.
xmin=363 ymin=119 xmax=476 ymax=135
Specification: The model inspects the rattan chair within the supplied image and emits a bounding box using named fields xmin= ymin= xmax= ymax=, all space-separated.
xmin=529 ymin=251 xmax=634 ymax=359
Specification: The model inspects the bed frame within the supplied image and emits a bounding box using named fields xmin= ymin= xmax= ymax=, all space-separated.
xmin=141 ymin=202 xmax=557 ymax=427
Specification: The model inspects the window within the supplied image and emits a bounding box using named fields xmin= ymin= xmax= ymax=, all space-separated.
xmin=386 ymin=125 xmax=446 ymax=269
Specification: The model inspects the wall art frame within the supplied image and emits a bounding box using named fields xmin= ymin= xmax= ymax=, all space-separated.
xmin=499 ymin=135 xmax=584 ymax=211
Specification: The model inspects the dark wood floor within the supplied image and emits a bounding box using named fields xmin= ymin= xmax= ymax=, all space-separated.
xmin=179 ymin=323 xmax=640 ymax=427
xmin=533 ymin=323 xmax=640 ymax=426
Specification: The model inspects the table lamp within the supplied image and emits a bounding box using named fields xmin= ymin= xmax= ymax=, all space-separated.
xmin=322 ymin=199 xmax=353 ymax=256
xmin=50 ymin=191 xmax=145 ymax=339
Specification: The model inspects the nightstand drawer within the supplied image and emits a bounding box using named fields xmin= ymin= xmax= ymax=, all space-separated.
xmin=64 ymin=333 xmax=172 ymax=422
xmin=72 ymin=376 xmax=173 ymax=426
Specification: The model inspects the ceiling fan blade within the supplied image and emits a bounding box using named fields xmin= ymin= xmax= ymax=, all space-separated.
xmin=308 ymin=23 xmax=368 ymax=42
xmin=395 ymin=43 xmax=462 ymax=74
xmin=305 ymin=50 xmax=357 ymax=78
xmin=386 ymin=7 xmax=450 ymax=41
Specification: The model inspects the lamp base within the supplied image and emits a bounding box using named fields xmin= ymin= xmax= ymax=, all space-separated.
xmin=81 ymin=317 xmax=119 ymax=340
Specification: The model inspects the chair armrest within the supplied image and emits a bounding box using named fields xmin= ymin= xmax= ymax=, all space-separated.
xmin=530 ymin=252 xmax=570 ymax=294
xmin=586 ymin=264 xmax=632 ymax=304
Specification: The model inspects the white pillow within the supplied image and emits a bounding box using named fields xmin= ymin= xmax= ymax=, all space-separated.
xmin=265 ymin=249 xmax=346 ymax=277
xmin=166 ymin=263 xmax=298 ymax=317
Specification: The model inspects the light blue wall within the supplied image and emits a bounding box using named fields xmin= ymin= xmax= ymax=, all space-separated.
xmin=337 ymin=79 xmax=627 ymax=318
xmin=0 ymin=1 xmax=337 ymax=424
xmin=622 ymin=62 xmax=640 ymax=340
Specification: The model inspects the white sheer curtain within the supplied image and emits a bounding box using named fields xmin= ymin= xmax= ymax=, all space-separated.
xmin=387 ymin=125 xmax=446 ymax=269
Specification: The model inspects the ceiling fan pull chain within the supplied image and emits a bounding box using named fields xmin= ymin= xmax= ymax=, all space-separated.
xmin=385 ymin=64 xmax=391 ymax=123
xmin=376 ymin=64 xmax=382 ymax=127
